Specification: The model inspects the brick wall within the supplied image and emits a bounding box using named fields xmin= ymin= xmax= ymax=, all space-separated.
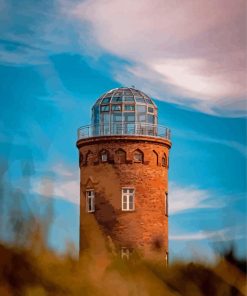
xmin=77 ymin=136 xmax=171 ymax=261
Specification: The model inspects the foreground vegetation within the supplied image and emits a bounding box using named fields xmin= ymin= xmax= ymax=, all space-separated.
xmin=0 ymin=214 xmax=246 ymax=296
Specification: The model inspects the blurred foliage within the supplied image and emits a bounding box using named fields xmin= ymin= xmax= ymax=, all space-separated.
xmin=0 ymin=213 xmax=246 ymax=296
xmin=0 ymin=159 xmax=246 ymax=295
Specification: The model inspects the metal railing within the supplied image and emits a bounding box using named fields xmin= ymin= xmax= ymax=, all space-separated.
xmin=77 ymin=123 xmax=171 ymax=140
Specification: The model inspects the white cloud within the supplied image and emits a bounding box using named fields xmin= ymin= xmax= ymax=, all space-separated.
xmin=172 ymin=128 xmax=247 ymax=158
xmin=169 ymin=183 xmax=224 ymax=215
xmin=1 ymin=0 xmax=246 ymax=116
xmin=70 ymin=0 xmax=247 ymax=116
xmin=170 ymin=226 xmax=245 ymax=242
xmin=31 ymin=163 xmax=80 ymax=205
xmin=170 ymin=229 xmax=228 ymax=241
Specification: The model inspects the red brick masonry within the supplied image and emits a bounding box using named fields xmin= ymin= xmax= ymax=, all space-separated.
xmin=77 ymin=135 xmax=172 ymax=260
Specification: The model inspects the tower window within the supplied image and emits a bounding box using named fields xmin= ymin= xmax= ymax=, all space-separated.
xmin=122 ymin=188 xmax=135 ymax=211
xmin=133 ymin=150 xmax=143 ymax=163
xmin=165 ymin=252 xmax=169 ymax=266
xmin=165 ymin=192 xmax=168 ymax=216
xmin=121 ymin=247 xmax=130 ymax=260
xmin=101 ymin=151 xmax=108 ymax=162
xmin=116 ymin=149 xmax=126 ymax=164
xmin=86 ymin=190 xmax=95 ymax=212
xmin=162 ymin=154 xmax=167 ymax=167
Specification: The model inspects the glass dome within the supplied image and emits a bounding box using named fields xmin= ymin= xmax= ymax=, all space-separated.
xmin=91 ymin=87 xmax=158 ymax=135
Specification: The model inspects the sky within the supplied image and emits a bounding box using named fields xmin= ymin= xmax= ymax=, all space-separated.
xmin=0 ymin=0 xmax=246 ymax=261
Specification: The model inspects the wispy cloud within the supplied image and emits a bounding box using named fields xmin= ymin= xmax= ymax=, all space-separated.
xmin=31 ymin=163 xmax=80 ymax=205
xmin=170 ymin=226 xmax=245 ymax=242
xmin=1 ymin=0 xmax=246 ymax=116
xmin=172 ymin=128 xmax=247 ymax=158
xmin=70 ymin=0 xmax=247 ymax=116
xmin=169 ymin=183 xmax=224 ymax=215
xmin=0 ymin=1 xmax=79 ymax=65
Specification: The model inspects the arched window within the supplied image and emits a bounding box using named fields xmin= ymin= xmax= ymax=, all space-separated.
xmin=153 ymin=150 xmax=158 ymax=165
xmin=115 ymin=149 xmax=126 ymax=164
xmin=79 ymin=152 xmax=83 ymax=167
xmin=86 ymin=151 xmax=94 ymax=165
xmin=100 ymin=150 xmax=108 ymax=162
xmin=121 ymin=247 xmax=130 ymax=260
xmin=162 ymin=154 xmax=167 ymax=167
xmin=133 ymin=149 xmax=143 ymax=163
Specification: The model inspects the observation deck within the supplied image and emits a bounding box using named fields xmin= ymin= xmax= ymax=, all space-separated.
xmin=77 ymin=122 xmax=171 ymax=140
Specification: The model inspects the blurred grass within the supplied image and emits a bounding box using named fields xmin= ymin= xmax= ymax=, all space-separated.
xmin=1 ymin=147 xmax=246 ymax=295
xmin=0 ymin=213 xmax=246 ymax=296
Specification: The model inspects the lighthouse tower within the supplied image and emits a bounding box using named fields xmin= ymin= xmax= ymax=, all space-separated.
xmin=76 ymin=87 xmax=171 ymax=263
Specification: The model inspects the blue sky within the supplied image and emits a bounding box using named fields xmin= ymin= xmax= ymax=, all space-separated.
xmin=0 ymin=0 xmax=246 ymax=261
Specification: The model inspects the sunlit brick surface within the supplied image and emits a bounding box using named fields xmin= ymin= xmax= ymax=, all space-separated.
xmin=77 ymin=135 xmax=171 ymax=260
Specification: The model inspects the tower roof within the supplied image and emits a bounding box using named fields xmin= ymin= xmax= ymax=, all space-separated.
xmin=93 ymin=87 xmax=156 ymax=107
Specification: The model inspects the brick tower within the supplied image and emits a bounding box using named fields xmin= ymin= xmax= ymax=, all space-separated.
xmin=76 ymin=87 xmax=171 ymax=263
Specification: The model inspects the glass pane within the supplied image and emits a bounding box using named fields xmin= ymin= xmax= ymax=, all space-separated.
xmin=93 ymin=106 xmax=100 ymax=124
xmin=112 ymin=105 xmax=121 ymax=111
xmin=124 ymin=91 xmax=133 ymax=96
xmin=88 ymin=199 xmax=92 ymax=211
xmin=112 ymin=96 xmax=123 ymax=103
xmin=129 ymin=189 xmax=134 ymax=193
xmin=136 ymin=105 xmax=146 ymax=112
xmin=101 ymin=105 xmax=110 ymax=112
xmin=102 ymin=97 xmax=111 ymax=104
xmin=122 ymin=202 xmax=127 ymax=210
xmin=135 ymin=97 xmax=145 ymax=103
xmin=124 ymin=105 xmax=135 ymax=111
xmin=124 ymin=96 xmax=134 ymax=102
xmin=112 ymin=113 xmax=122 ymax=122
xmin=137 ymin=114 xmax=146 ymax=122
xmin=124 ymin=113 xmax=135 ymax=122
xmin=123 ymin=196 xmax=127 ymax=202
xmin=129 ymin=202 xmax=134 ymax=210
xmin=102 ymin=113 xmax=109 ymax=123
xmin=113 ymin=92 xmax=123 ymax=97
xmin=112 ymin=123 xmax=123 ymax=134
xmin=123 ymin=189 xmax=127 ymax=193
xmin=148 ymin=107 xmax=154 ymax=113
xmin=125 ymin=123 xmax=135 ymax=134
xmin=101 ymin=153 xmax=107 ymax=161
xmin=148 ymin=114 xmax=155 ymax=124
xmin=146 ymin=98 xmax=153 ymax=105
xmin=129 ymin=196 xmax=133 ymax=202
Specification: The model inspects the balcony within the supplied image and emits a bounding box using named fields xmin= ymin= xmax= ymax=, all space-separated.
xmin=77 ymin=123 xmax=171 ymax=140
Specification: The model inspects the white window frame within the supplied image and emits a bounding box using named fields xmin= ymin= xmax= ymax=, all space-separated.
xmin=121 ymin=247 xmax=130 ymax=260
xmin=101 ymin=152 xmax=107 ymax=162
xmin=122 ymin=188 xmax=135 ymax=211
xmin=86 ymin=189 xmax=95 ymax=212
